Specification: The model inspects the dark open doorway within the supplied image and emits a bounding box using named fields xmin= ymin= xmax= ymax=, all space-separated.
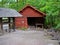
xmin=0 ymin=17 xmax=15 ymax=33
xmin=27 ymin=17 xmax=44 ymax=28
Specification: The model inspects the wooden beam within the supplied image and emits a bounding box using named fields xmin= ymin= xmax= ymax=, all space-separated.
xmin=0 ymin=18 xmax=4 ymax=34
xmin=12 ymin=17 xmax=15 ymax=31
xmin=8 ymin=18 xmax=11 ymax=32
xmin=0 ymin=18 xmax=2 ymax=32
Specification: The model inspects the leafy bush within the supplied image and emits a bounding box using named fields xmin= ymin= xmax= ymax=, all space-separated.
xmin=55 ymin=23 xmax=60 ymax=31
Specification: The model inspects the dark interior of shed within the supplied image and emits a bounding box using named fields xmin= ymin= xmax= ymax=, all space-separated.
xmin=27 ymin=17 xmax=44 ymax=28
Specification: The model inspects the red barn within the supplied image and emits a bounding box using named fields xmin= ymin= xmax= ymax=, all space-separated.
xmin=15 ymin=5 xmax=46 ymax=28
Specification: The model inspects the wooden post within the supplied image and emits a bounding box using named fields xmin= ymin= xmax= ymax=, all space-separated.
xmin=0 ymin=24 xmax=1 ymax=33
xmin=8 ymin=18 xmax=11 ymax=32
xmin=0 ymin=18 xmax=3 ymax=34
xmin=12 ymin=17 xmax=15 ymax=31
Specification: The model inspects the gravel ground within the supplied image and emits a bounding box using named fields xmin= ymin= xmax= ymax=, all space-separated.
xmin=0 ymin=30 xmax=59 ymax=45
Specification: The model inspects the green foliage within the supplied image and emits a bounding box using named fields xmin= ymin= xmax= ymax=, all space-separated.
xmin=55 ymin=23 xmax=60 ymax=31
xmin=44 ymin=2 xmax=60 ymax=29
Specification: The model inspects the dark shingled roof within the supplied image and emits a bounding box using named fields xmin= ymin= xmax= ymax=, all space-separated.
xmin=0 ymin=8 xmax=22 ymax=17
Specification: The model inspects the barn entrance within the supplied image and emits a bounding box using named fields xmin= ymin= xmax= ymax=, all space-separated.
xmin=27 ymin=17 xmax=44 ymax=29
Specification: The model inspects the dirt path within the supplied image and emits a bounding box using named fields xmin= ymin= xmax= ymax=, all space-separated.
xmin=0 ymin=30 xmax=59 ymax=45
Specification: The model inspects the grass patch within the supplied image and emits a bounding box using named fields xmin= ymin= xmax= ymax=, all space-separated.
xmin=17 ymin=27 xmax=27 ymax=31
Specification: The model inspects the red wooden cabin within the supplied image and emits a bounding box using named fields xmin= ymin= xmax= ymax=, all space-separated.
xmin=15 ymin=5 xmax=46 ymax=28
